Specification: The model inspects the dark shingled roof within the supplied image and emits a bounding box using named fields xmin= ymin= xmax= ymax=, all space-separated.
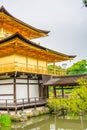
xmin=44 ymin=74 xmax=87 ymax=86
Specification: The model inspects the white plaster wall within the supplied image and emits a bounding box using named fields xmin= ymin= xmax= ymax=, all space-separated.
xmin=16 ymin=84 xmax=27 ymax=103
xmin=16 ymin=79 xmax=28 ymax=103
xmin=29 ymin=85 xmax=39 ymax=101
xmin=0 ymin=79 xmax=13 ymax=84
xmin=0 ymin=84 xmax=13 ymax=103
xmin=29 ymin=79 xmax=39 ymax=101
xmin=16 ymin=79 xmax=27 ymax=83
xmin=29 ymin=80 xmax=38 ymax=83
xmin=0 ymin=85 xmax=13 ymax=94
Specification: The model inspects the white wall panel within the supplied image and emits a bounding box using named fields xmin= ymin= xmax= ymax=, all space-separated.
xmin=16 ymin=79 xmax=27 ymax=83
xmin=0 ymin=85 xmax=13 ymax=94
xmin=29 ymin=84 xmax=39 ymax=101
xmin=16 ymin=84 xmax=27 ymax=100
xmin=0 ymin=79 xmax=13 ymax=84
xmin=29 ymin=79 xmax=38 ymax=83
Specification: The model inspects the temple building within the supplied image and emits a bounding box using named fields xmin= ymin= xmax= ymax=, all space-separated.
xmin=0 ymin=6 xmax=75 ymax=110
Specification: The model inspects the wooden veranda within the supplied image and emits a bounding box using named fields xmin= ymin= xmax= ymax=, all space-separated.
xmin=0 ymin=97 xmax=47 ymax=113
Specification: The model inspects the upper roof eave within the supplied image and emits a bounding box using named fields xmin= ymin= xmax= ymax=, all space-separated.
xmin=47 ymin=48 xmax=76 ymax=59
xmin=0 ymin=6 xmax=50 ymax=35
xmin=0 ymin=32 xmax=76 ymax=60
xmin=0 ymin=32 xmax=46 ymax=50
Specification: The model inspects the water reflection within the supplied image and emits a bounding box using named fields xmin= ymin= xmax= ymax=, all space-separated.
xmin=4 ymin=115 xmax=87 ymax=130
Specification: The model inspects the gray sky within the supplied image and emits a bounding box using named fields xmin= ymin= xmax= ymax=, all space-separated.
xmin=0 ymin=0 xmax=87 ymax=67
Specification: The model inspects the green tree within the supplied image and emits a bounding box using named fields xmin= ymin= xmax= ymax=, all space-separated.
xmin=47 ymin=78 xmax=87 ymax=115
xmin=83 ymin=0 xmax=87 ymax=7
xmin=72 ymin=78 xmax=87 ymax=113
xmin=48 ymin=64 xmax=65 ymax=75
xmin=67 ymin=60 xmax=87 ymax=75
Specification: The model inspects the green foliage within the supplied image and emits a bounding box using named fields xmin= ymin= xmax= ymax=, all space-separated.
xmin=47 ymin=98 xmax=68 ymax=114
xmin=72 ymin=78 xmax=87 ymax=113
xmin=48 ymin=64 xmax=65 ymax=75
xmin=67 ymin=60 xmax=87 ymax=75
xmin=47 ymin=78 xmax=87 ymax=115
xmin=0 ymin=114 xmax=11 ymax=126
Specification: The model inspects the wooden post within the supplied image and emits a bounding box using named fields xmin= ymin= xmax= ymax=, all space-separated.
xmin=28 ymin=98 xmax=30 ymax=104
xmin=15 ymin=99 xmax=17 ymax=114
xmin=22 ymin=99 xmax=24 ymax=111
xmin=6 ymin=99 xmax=7 ymax=107
xmin=46 ymin=86 xmax=49 ymax=98
xmin=34 ymin=97 xmax=36 ymax=109
xmin=53 ymin=86 xmax=56 ymax=97
xmin=27 ymin=76 xmax=29 ymax=103
xmin=61 ymin=86 xmax=64 ymax=98
xmin=15 ymin=107 xmax=17 ymax=115
xmin=14 ymin=73 xmax=16 ymax=103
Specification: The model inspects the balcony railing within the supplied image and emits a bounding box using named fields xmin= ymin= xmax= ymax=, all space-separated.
xmin=0 ymin=97 xmax=47 ymax=113
xmin=0 ymin=62 xmax=66 ymax=76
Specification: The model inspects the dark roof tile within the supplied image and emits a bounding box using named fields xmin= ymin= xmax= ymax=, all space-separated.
xmin=44 ymin=74 xmax=87 ymax=86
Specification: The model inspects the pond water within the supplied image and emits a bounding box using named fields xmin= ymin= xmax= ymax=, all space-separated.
xmin=1 ymin=114 xmax=87 ymax=130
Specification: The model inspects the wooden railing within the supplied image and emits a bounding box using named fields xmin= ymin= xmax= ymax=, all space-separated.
xmin=0 ymin=97 xmax=47 ymax=113
xmin=0 ymin=62 xmax=66 ymax=76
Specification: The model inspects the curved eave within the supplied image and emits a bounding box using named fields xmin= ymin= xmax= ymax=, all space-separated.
xmin=47 ymin=48 xmax=76 ymax=60
xmin=0 ymin=33 xmax=76 ymax=62
xmin=0 ymin=33 xmax=47 ymax=50
xmin=0 ymin=6 xmax=50 ymax=38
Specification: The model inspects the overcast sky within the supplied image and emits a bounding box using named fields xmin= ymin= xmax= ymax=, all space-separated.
xmin=0 ymin=0 xmax=87 ymax=67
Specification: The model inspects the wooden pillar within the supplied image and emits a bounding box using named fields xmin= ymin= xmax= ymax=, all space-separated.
xmin=27 ymin=76 xmax=29 ymax=102
xmin=47 ymin=86 xmax=49 ymax=98
xmin=53 ymin=86 xmax=56 ymax=97
xmin=38 ymin=79 xmax=41 ymax=98
xmin=14 ymin=74 xmax=16 ymax=103
xmin=43 ymin=86 xmax=48 ymax=98
xmin=61 ymin=86 xmax=64 ymax=98
xmin=46 ymin=87 xmax=49 ymax=98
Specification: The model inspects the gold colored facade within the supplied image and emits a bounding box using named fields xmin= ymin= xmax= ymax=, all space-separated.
xmin=0 ymin=6 xmax=75 ymax=76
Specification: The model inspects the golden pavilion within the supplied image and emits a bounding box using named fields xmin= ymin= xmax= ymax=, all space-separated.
xmin=0 ymin=6 xmax=75 ymax=110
